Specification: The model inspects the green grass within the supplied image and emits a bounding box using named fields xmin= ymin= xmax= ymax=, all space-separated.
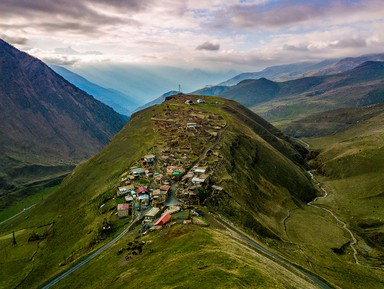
xmin=55 ymin=225 xmax=319 ymax=289
xmin=281 ymin=205 xmax=384 ymax=289
xmin=3 ymin=94 xmax=380 ymax=289
xmin=0 ymin=184 xmax=58 ymax=223
xmin=270 ymin=107 xmax=384 ymax=288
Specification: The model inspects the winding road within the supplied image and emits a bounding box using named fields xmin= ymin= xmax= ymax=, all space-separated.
xmin=40 ymin=213 xmax=143 ymax=289
xmin=307 ymin=170 xmax=360 ymax=265
xmin=216 ymin=216 xmax=333 ymax=289
xmin=0 ymin=204 xmax=37 ymax=226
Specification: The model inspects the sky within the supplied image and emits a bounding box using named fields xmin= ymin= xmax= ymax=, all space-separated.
xmin=1 ymin=0 xmax=384 ymax=101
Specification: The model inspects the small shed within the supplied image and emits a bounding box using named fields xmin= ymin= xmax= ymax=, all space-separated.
xmin=152 ymin=189 xmax=167 ymax=203
xmin=185 ymin=100 xmax=193 ymax=105
xmin=166 ymin=166 xmax=185 ymax=176
xmin=117 ymin=203 xmax=129 ymax=218
xmin=144 ymin=207 xmax=160 ymax=223
xmin=117 ymin=184 xmax=135 ymax=196
xmin=138 ymin=194 xmax=150 ymax=206
xmin=192 ymin=166 xmax=208 ymax=174
xmin=197 ymin=99 xmax=205 ymax=103
xmin=154 ymin=213 xmax=172 ymax=226
xmin=192 ymin=174 xmax=209 ymax=184
xmin=145 ymin=170 xmax=153 ymax=178
xmin=144 ymin=154 xmax=156 ymax=163
xmin=160 ymin=185 xmax=171 ymax=195
xmin=132 ymin=168 xmax=146 ymax=178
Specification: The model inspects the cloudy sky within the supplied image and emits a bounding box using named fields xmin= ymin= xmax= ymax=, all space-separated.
xmin=1 ymin=0 xmax=384 ymax=99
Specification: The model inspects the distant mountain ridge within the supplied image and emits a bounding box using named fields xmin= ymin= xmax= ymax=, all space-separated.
xmin=51 ymin=65 xmax=140 ymax=116
xmin=217 ymin=61 xmax=384 ymax=110
xmin=219 ymin=53 xmax=384 ymax=86
xmin=133 ymin=90 xmax=180 ymax=112
xmin=0 ymin=39 xmax=125 ymax=194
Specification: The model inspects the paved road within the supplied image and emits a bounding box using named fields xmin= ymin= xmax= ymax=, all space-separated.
xmin=216 ymin=216 xmax=333 ymax=289
xmin=40 ymin=213 xmax=143 ymax=289
xmin=165 ymin=184 xmax=181 ymax=206
xmin=0 ymin=204 xmax=36 ymax=226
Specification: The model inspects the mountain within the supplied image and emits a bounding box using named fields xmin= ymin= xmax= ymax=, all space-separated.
xmin=216 ymin=61 xmax=384 ymax=125
xmin=133 ymin=90 xmax=180 ymax=112
xmin=312 ymin=53 xmax=384 ymax=76
xmin=219 ymin=78 xmax=281 ymax=107
xmin=0 ymin=95 xmax=321 ymax=288
xmin=192 ymin=85 xmax=231 ymax=96
xmin=0 ymin=39 xmax=125 ymax=197
xmin=218 ymin=53 xmax=384 ymax=87
xmin=1 ymin=95 xmax=383 ymax=288
xmin=50 ymin=65 xmax=140 ymax=116
xmin=219 ymin=60 xmax=338 ymax=86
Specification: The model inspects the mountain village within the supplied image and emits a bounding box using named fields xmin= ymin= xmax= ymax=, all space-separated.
xmin=101 ymin=96 xmax=227 ymax=239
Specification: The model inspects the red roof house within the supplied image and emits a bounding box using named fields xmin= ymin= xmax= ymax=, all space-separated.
xmin=153 ymin=213 xmax=172 ymax=226
xmin=117 ymin=203 xmax=129 ymax=218
xmin=137 ymin=186 xmax=148 ymax=195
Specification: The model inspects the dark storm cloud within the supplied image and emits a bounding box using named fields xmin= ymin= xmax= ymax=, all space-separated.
xmin=211 ymin=0 xmax=378 ymax=30
xmin=229 ymin=4 xmax=319 ymax=28
xmin=0 ymin=0 xmax=142 ymax=35
xmin=196 ymin=41 xmax=220 ymax=51
xmin=1 ymin=34 xmax=28 ymax=45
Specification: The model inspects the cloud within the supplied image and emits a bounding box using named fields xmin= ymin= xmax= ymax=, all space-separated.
xmin=41 ymin=56 xmax=80 ymax=66
xmin=330 ymin=38 xmax=367 ymax=48
xmin=210 ymin=0 xmax=384 ymax=30
xmin=54 ymin=47 xmax=103 ymax=55
xmin=1 ymin=34 xmax=28 ymax=45
xmin=283 ymin=44 xmax=309 ymax=52
xmin=0 ymin=0 xmax=140 ymax=37
xmin=196 ymin=41 xmax=220 ymax=51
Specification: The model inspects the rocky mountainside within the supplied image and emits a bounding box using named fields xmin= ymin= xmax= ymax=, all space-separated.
xmin=0 ymin=39 xmax=125 ymax=195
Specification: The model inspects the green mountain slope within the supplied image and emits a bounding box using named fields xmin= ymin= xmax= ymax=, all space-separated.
xmin=305 ymin=106 xmax=384 ymax=261
xmin=0 ymin=95 xmax=317 ymax=288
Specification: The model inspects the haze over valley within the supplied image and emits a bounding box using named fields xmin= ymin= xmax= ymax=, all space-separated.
xmin=1 ymin=1 xmax=384 ymax=288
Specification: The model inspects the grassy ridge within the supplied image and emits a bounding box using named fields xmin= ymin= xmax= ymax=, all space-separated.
xmin=0 ymin=96 xmax=317 ymax=288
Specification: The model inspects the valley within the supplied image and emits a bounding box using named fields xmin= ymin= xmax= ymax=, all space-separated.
xmin=2 ymin=1 xmax=384 ymax=288
xmin=1 ymin=95 xmax=383 ymax=288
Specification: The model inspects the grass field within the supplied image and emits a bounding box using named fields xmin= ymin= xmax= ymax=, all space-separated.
xmin=272 ymin=107 xmax=384 ymax=288
xmin=55 ymin=223 xmax=320 ymax=289
xmin=1 ymin=95 xmax=383 ymax=288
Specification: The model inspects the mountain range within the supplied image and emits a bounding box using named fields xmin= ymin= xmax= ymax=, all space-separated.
xmin=219 ymin=53 xmax=384 ymax=86
xmin=191 ymin=60 xmax=384 ymax=133
xmin=50 ymin=65 xmax=140 ymax=116
xmin=0 ymin=39 xmax=125 ymax=198
xmin=1 ymin=37 xmax=384 ymax=289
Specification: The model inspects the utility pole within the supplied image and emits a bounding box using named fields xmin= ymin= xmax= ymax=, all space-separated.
xmin=12 ymin=231 xmax=17 ymax=247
